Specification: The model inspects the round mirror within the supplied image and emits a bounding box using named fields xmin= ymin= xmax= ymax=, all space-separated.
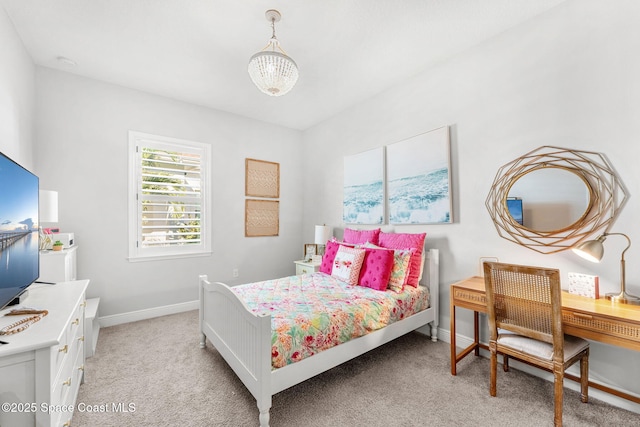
xmin=485 ymin=146 xmax=628 ymax=254
xmin=506 ymin=167 xmax=592 ymax=232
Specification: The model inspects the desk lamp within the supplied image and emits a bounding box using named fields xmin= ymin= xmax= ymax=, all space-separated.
xmin=572 ymin=232 xmax=640 ymax=305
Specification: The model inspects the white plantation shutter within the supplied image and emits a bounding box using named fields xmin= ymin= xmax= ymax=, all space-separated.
xmin=128 ymin=131 xmax=211 ymax=260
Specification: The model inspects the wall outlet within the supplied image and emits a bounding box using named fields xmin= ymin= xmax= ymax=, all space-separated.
xmin=478 ymin=257 xmax=499 ymax=276
xmin=232 ymin=268 xmax=239 ymax=278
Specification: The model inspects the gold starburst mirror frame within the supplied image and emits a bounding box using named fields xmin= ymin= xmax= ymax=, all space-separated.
xmin=486 ymin=146 xmax=628 ymax=254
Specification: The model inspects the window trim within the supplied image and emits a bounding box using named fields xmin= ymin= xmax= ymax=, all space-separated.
xmin=128 ymin=131 xmax=212 ymax=262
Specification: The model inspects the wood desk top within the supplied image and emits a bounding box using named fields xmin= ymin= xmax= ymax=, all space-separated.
xmin=453 ymin=276 xmax=640 ymax=322
xmin=451 ymin=276 xmax=640 ymax=351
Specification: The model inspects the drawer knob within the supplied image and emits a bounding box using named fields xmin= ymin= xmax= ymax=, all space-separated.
xmin=80 ymin=301 xmax=87 ymax=307
xmin=78 ymin=335 xmax=85 ymax=342
xmin=59 ymin=344 xmax=68 ymax=353
xmin=72 ymin=318 xmax=80 ymax=326
xmin=63 ymin=421 xmax=71 ymax=427
xmin=78 ymin=365 xmax=85 ymax=371
xmin=62 ymin=377 xmax=71 ymax=387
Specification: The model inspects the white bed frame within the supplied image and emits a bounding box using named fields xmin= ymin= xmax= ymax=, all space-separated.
xmin=199 ymin=249 xmax=439 ymax=427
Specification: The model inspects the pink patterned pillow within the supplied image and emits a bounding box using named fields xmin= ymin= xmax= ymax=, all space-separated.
xmin=331 ymin=246 xmax=366 ymax=285
xmin=378 ymin=232 xmax=426 ymax=287
xmin=388 ymin=249 xmax=412 ymax=292
xmin=358 ymin=247 xmax=395 ymax=291
xmin=343 ymin=228 xmax=381 ymax=245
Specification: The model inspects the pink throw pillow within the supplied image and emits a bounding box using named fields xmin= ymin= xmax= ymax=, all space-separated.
xmin=343 ymin=228 xmax=381 ymax=245
xmin=320 ymin=239 xmax=341 ymax=274
xmin=364 ymin=242 xmax=413 ymax=291
xmin=358 ymin=247 xmax=395 ymax=291
xmin=388 ymin=249 xmax=413 ymax=292
xmin=331 ymin=246 xmax=366 ymax=285
xmin=378 ymin=232 xmax=426 ymax=287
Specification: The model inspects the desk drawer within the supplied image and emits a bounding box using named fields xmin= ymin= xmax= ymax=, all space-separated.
xmin=451 ymin=286 xmax=487 ymax=312
xmin=563 ymin=309 xmax=640 ymax=350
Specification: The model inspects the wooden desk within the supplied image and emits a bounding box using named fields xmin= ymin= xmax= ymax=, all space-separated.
xmin=450 ymin=276 xmax=640 ymax=403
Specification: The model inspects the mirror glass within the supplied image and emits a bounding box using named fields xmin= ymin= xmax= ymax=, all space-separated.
xmin=507 ymin=167 xmax=591 ymax=232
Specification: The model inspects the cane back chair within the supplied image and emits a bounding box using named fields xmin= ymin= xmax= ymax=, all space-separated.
xmin=483 ymin=262 xmax=589 ymax=427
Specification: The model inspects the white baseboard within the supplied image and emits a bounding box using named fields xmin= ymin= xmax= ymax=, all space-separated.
xmin=440 ymin=327 xmax=640 ymax=414
xmin=98 ymin=300 xmax=199 ymax=328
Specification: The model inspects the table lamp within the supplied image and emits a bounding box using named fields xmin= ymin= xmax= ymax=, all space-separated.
xmin=314 ymin=225 xmax=332 ymax=256
xmin=39 ymin=190 xmax=59 ymax=250
xmin=572 ymin=232 xmax=640 ymax=305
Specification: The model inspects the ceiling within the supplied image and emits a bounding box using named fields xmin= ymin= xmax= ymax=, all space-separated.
xmin=2 ymin=0 xmax=566 ymax=130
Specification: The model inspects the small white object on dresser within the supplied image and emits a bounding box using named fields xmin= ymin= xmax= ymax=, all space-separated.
xmin=0 ymin=280 xmax=88 ymax=427
xmin=294 ymin=260 xmax=321 ymax=275
xmin=39 ymin=245 xmax=77 ymax=283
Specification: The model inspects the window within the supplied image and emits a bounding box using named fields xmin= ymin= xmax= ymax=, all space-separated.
xmin=128 ymin=131 xmax=211 ymax=261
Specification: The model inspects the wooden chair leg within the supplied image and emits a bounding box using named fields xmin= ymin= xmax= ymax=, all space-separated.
xmin=553 ymin=367 xmax=564 ymax=427
xmin=490 ymin=343 xmax=497 ymax=397
xmin=503 ymin=354 xmax=510 ymax=372
xmin=580 ymin=350 xmax=589 ymax=403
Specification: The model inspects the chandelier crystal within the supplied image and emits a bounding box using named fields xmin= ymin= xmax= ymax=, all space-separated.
xmin=248 ymin=10 xmax=298 ymax=96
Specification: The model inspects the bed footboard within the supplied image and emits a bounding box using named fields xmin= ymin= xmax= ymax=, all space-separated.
xmin=199 ymin=275 xmax=272 ymax=426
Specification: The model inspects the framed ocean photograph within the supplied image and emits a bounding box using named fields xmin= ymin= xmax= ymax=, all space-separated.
xmin=343 ymin=147 xmax=384 ymax=224
xmin=387 ymin=126 xmax=452 ymax=224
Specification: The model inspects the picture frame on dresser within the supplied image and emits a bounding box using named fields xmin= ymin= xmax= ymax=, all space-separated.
xmin=304 ymin=243 xmax=317 ymax=261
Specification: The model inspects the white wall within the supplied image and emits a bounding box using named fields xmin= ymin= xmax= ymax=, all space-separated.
xmin=302 ymin=0 xmax=640 ymax=411
xmin=0 ymin=7 xmax=35 ymax=167
xmin=34 ymin=68 xmax=304 ymax=318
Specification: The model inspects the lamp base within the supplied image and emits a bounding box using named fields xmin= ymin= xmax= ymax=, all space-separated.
xmin=605 ymin=291 xmax=640 ymax=305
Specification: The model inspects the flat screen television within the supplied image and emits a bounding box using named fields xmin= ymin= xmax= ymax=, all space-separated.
xmin=0 ymin=151 xmax=39 ymax=310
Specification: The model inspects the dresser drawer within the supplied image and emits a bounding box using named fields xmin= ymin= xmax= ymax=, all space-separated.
xmin=296 ymin=264 xmax=311 ymax=275
xmin=49 ymin=329 xmax=70 ymax=383
xmin=49 ymin=300 xmax=84 ymax=384
xmin=294 ymin=261 xmax=320 ymax=275
xmin=50 ymin=349 xmax=73 ymax=408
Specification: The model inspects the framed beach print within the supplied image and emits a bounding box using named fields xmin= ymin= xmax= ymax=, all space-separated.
xmin=387 ymin=126 xmax=452 ymax=224
xmin=343 ymin=147 xmax=384 ymax=224
xmin=245 ymin=199 xmax=279 ymax=237
xmin=245 ymin=158 xmax=280 ymax=198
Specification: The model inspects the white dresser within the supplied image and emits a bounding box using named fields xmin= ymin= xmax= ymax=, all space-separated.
xmin=0 ymin=280 xmax=88 ymax=427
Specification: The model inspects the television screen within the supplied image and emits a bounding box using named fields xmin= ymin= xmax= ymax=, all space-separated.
xmin=0 ymin=152 xmax=39 ymax=310
xmin=507 ymin=198 xmax=523 ymax=226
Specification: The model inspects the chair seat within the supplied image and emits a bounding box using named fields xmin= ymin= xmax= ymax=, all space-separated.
xmin=498 ymin=331 xmax=589 ymax=361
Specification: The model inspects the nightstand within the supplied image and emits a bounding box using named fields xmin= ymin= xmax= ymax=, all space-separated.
xmin=294 ymin=260 xmax=321 ymax=275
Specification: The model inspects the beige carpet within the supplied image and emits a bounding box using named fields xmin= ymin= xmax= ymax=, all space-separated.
xmin=73 ymin=310 xmax=638 ymax=426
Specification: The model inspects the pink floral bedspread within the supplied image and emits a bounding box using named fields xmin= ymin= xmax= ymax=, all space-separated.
xmin=232 ymin=272 xmax=430 ymax=369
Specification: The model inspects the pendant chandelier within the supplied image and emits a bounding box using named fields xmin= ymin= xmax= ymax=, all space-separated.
xmin=248 ymin=9 xmax=298 ymax=97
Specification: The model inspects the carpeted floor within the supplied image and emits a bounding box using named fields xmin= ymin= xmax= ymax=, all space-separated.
xmin=73 ymin=310 xmax=638 ymax=426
